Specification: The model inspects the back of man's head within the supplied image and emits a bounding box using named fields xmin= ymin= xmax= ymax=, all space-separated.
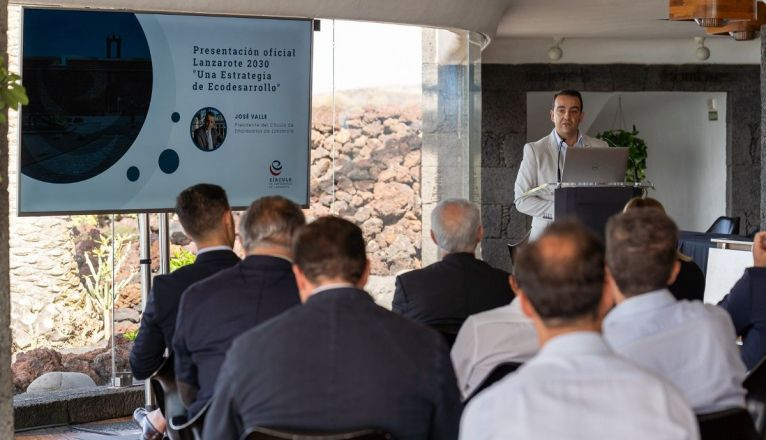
xmin=606 ymin=209 xmax=678 ymax=298
xmin=175 ymin=183 xmax=230 ymax=241
xmin=431 ymin=198 xmax=481 ymax=254
xmin=293 ymin=216 xmax=367 ymax=285
xmin=514 ymin=220 xmax=605 ymax=327
xmin=239 ymin=196 xmax=305 ymax=252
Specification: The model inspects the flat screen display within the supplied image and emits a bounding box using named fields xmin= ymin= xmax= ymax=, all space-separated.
xmin=19 ymin=8 xmax=312 ymax=214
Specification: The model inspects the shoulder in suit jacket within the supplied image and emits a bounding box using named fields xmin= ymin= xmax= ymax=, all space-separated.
xmin=172 ymin=254 xmax=300 ymax=417
xmin=129 ymin=249 xmax=240 ymax=380
xmin=392 ymin=252 xmax=513 ymax=327
xmin=203 ymin=287 xmax=463 ymax=440
xmin=718 ymin=267 xmax=766 ymax=369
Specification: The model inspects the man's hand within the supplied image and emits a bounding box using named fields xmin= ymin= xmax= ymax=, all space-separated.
xmin=753 ymin=231 xmax=766 ymax=268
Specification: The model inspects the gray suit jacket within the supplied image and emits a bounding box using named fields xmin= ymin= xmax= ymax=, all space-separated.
xmin=514 ymin=131 xmax=608 ymax=238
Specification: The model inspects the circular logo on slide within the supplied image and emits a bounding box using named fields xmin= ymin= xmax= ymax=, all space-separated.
xmin=269 ymin=160 xmax=283 ymax=176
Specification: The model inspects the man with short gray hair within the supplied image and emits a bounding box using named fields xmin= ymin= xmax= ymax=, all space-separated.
xmin=392 ymin=198 xmax=513 ymax=329
xmin=173 ymin=195 xmax=304 ymax=418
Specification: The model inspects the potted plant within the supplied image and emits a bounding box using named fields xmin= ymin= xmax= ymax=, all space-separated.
xmin=596 ymin=126 xmax=647 ymax=183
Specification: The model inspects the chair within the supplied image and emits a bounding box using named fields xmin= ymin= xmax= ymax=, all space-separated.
xmin=507 ymin=230 xmax=531 ymax=272
xmin=706 ymin=216 xmax=740 ymax=235
xmin=465 ymin=361 xmax=522 ymax=403
xmin=148 ymin=354 xmax=194 ymax=440
xmin=168 ymin=400 xmax=209 ymax=440
xmin=744 ymin=357 xmax=766 ymax=437
xmin=429 ymin=323 xmax=462 ymax=349
xmin=696 ymin=407 xmax=758 ymax=440
xmin=150 ymin=354 xmax=204 ymax=440
xmin=243 ymin=427 xmax=393 ymax=440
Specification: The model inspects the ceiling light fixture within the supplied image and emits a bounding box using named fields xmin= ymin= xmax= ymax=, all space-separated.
xmin=548 ymin=37 xmax=564 ymax=61
xmin=695 ymin=37 xmax=711 ymax=60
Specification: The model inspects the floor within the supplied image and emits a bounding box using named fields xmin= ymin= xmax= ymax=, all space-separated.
xmin=15 ymin=417 xmax=141 ymax=440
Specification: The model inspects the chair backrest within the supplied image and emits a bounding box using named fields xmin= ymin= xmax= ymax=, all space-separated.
xmin=507 ymin=230 xmax=531 ymax=272
xmin=243 ymin=426 xmax=393 ymax=440
xmin=697 ymin=407 xmax=759 ymax=440
xmin=429 ymin=323 xmax=462 ymax=349
xmin=150 ymin=354 xmax=195 ymax=440
xmin=706 ymin=216 xmax=740 ymax=235
xmin=465 ymin=361 xmax=522 ymax=402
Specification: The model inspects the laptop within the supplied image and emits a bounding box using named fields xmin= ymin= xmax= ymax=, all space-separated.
xmin=561 ymin=147 xmax=629 ymax=183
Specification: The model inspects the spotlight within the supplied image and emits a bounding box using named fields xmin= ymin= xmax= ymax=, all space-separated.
xmin=548 ymin=37 xmax=564 ymax=61
xmin=695 ymin=37 xmax=710 ymax=61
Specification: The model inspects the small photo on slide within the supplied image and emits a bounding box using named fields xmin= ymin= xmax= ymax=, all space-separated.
xmin=190 ymin=107 xmax=227 ymax=152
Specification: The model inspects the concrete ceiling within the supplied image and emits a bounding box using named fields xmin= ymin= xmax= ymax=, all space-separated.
xmin=496 ymin=0 xmax=730 ymax=39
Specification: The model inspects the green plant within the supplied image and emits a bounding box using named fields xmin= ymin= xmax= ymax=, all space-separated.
xmin=596 ymin=126 xmax=648 ymax=183
xmin=0 ymin=57 xmax=27 ymax=124
xmin=83 ymin=232 xmax=137 ymax=338
xmin=170 ymin=247 xmax=196 ymax=272
xmin=123 ymin=328 xmax=139 ymax=342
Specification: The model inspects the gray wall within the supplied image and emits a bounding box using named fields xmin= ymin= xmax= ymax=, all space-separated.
xmin=481 ymin=64 xmax=761 ymax=271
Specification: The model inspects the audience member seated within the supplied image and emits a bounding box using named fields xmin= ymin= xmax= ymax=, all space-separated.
xmin=204 ymin=217 xmax=463 ymax=440
xmin=623 ymin=197 xmax=705 ymax=302
xmin=173 ymin=196 xmax=304 ymax=417
xmin=129 ymin=183 xmax=240 ymax=440
xmin=392 ymin=198 xmax=513 ymax=328
xmin=460 ymin=221 xmax=698 ymax=439
xmin=450 ymin=274 xmax=537 ymax=400
xmin=718 ymin=231 xmax=766 ymax=370
xmin=603 ymin=208 xmax=747 ymax=414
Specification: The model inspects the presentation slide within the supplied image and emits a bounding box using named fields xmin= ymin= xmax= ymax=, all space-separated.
xmin=20 ymin=8 xmax=312 ymax=214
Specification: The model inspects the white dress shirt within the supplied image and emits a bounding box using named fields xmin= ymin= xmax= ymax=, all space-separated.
xmin=450 ymin=299 xmax=537 ymax=399
xmin=603 ymin=289 xmax=747 ymax=414
xmin=460 ymin=332 xmax=699 ymax=440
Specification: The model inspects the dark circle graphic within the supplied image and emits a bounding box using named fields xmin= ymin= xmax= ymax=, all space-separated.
xmin=269 ymin=160 xmax=283 ymax=176
xmin=190 ymin=107 xmax=227 ymax=152
xmin=158 ymin=149 xmax=179 ymax=174
xmin=171 ymin=112 xmax=180 ymax=123
xmin=20 ymin=9 xmax=153 ymax=184
xmin=126 ymin=166 xmax=140 ymax=182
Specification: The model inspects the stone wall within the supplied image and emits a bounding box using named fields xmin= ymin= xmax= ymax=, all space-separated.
xmin=481 ymin=63 xmax=762 ymax=271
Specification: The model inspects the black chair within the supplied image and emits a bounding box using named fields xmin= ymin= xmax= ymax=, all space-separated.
xmin=168 ymin=400 xmax=209 ymax=440
xmin=507 ymin=230 xmax=531 ymax=272
xmin=697 ymin=407 xmax=759 ymax=440
xmin=706 ymin=216 xmax=740 ymax=235
xmin=243 ymin=427 xmax=393 ymax=440
xmin=149 ymin=354 xmax=196 ymax=440
xmin=429 ymin=323 xmax=462 ymax=349
xmin=744 ymin=357 xmax=766 ymax=437
xmin=465 ymin=361 xmax=522 ymax=403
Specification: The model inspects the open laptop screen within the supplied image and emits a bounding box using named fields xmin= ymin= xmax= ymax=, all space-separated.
xmin=561 ymin=147 xmax=629 ymax=183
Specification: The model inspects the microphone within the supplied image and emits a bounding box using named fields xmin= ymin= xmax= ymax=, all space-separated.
xmin=557 ymin=138 xmax=565 ymax=183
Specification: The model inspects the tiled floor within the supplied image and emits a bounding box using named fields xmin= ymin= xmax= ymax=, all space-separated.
xmin=15 ymin=417 xmax=141 ymax=440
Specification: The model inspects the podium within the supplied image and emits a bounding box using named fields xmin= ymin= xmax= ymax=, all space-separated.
xmin=554 ymin=183 xmax=647 ymax=239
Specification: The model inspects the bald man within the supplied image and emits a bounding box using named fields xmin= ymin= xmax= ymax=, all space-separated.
xmin=392 ymin=198 xmax=514 ymax=329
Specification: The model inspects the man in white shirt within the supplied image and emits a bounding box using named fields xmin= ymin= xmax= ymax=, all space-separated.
xmin=461 ymin=220 xmax=699 ymax=440
xmin=450 ymin=295 xmax=537 ymax=400
xmin=514 ymin=90 xmax=608 ymax=240
xmin=603 ymin=208 xmax=747 ymax=414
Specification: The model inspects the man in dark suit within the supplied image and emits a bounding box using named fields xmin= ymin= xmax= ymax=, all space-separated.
xmin=193 ymin=112 xmax=222 ymax=150
xmin=204 ymin=216 xmax=462 ymax=440
xmin=392 ymin=198 xmax=513 ymax=328
xmin=718 ymin=231 xmax=766 ymax=369
xmin=173 ymin=195 xmax=304 ymax=418
xmin=129 ymin=183 xmax=240 ymax=440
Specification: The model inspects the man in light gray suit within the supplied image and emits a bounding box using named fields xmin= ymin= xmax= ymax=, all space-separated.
xmin=514 ymin=90 xmax=608 ymax=240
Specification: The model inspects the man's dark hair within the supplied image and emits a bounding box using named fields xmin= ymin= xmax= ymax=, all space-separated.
xmin=239 ymin=196 xmax=305 ymax=250
xmin=292 ymin=216 xmax=367 ymax=285
xmin=514 ymin=220 xmax=605 ymax=326
xmin=175 ymin=183 xmax=230 ymax=240
xmin=553 ymin=89 xmax=584 ymax=111
xmin=606 ymin=209 xmax=678 ymax=298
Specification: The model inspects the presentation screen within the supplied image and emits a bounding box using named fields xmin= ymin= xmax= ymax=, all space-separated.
xmin=19 ymin=8 xmax=312 ymax=215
